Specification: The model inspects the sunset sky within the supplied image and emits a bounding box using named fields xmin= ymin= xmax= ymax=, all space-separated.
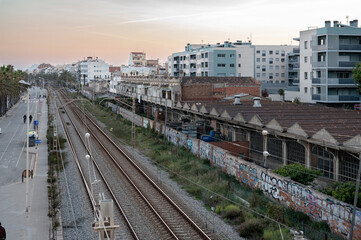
xmin=0 ymin=0 xmax=360 ymax=70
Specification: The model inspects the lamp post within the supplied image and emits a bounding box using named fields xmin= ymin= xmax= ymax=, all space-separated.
xmin=25 ymin=89 xmax=30 ymax=212
xmin=262 ymin=130 xmax=269 ymax=168
xmin=349 ymin=152 xmax=361 ymax=240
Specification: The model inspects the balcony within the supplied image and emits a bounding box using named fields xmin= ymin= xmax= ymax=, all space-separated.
xmin=328 ymin=78 xmax=355 ymax=85
xmin=312 ymin=94 xmax=321 ymax=101
xmin=312 ymin=44 xmax=327 ymax=51
xmin=313 ymin=61 xmax=326 ymax=68
xmin=339 ymin=96 xmax=360 ymax=101
xmin=312 ymin=78 xmax=322 ymax=84
xmin=339 ymin=61 xmax=358 ymax=67
xmin=339 ymin=45 xmax=361 ymax=51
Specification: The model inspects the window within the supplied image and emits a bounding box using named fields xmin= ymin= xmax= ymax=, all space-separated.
xmin=281 ymin=73 xmax=285 ymax=77
xmin=267 ymin=136 xmax=283 ymax=163
xmin=256 ymin=58 xmax=260 ymax=62
xmin=304 ymin=41 xmax=308 ymax=49
xmin=238 ymin=64 xmax=241 ymax=68
xmin=201 ymin=62 xmax=204 ymax=68
xmin=287 ymin=141 xmax=305 ymax=165
xmin=275 ymin=73 xmax=279 ymax=77
xmin=256 ymin=50 xmax=260 ymax=54
xmin=230 ymin=64 xmax=235 ymax=67
xmin=304 ymin=87 xmax=308 ymax=93
xmin=340 ymin=153 xmax=360 ymax=182
xmin=230 ymin=54 xmax=235 ymax=58
xmin=201 ymin=53 xmax=204 ymax=58
xmin=304 ymin=72 xmax=308 ymax=79
xmin=269 ymin=73 xmax=273 ymax=79
xmin=317 ymin=71 xmax=321 ymax=78
xmin=281 ymin=51 xmax=285 ymax=56
xmin=269 ymin=65 xmax=273 ymax=70
xmin=262 ymin=65 xmax=266 ymax=72
xmin=262 ymin=50 xmax=266 ymax=56
xmin=281 ymin=65 xmax=285 ymax=69
xmin=304 ymin=56 xmax=308 ymax=63
xmin=269 ymin=50 xmax=273 ymax=55
xmin=256 ymin=65 xmax=260 ymax=69
xmin=275 ymin=65 xmax=279 ymax=70
xmin=238 ymin=54 xmax=241 ymax=58
xmin=313 ymin=146 xmax=334 ymax=179
xmin=217 ymin=54 xmax=226 ymax=57
xmin=275 ymin=58 xmax=279 ymax=62
xmin=205 ymin=71 xmax=208 ymax=76
xmin=269 ymin=58 xmax=273 ymax=64
xmin=275 ymin=50 xmax=279 ymax=55
xmin=205 ymin=62 xmax=208 ymax=68
xmin=256 ymin=73 xmax=261 ymax=78
xmin=205 ymin=53 xmax=208 ymax=58
xmin=217 ymin=63 xmax=226 ymax=67
xmin=262 ymin=73 xmax=266 ymax=77
xmin=262 ymin=58 xmax=266 ymax=62
xmin=281 ymin=58 xmax=285 ymax=62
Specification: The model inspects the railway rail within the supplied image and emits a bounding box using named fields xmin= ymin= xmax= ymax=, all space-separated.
xmin=56 ymin=89 xmax=214 ymax=240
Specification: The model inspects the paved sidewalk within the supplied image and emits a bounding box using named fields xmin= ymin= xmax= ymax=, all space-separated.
xmin=0 ymin=87 xmax=49 ymax=239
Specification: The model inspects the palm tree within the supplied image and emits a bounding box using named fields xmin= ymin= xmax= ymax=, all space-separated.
xmin=0 ymin=65 xmax=23 ymax=115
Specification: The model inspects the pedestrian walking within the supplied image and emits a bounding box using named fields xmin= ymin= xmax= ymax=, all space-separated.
xmin=23 ymin=114 xmax=26 ymax=124
xmin=0 ymin=222 xmax=6 ymax=240
xmin=29 ymin=115 xmax=33 ymax=123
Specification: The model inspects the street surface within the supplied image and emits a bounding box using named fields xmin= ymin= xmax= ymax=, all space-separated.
xmin=0 ymin=87 xmax=50 ymax=239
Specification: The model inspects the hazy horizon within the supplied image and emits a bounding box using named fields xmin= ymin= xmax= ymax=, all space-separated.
xmin=0 ymin=0 xmax=360 ymax=70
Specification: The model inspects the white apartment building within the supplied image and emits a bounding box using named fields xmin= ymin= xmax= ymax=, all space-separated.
xmin=79 ymin=57 xmax=110 ymax=85
xmin=254 ymin=45 xmax=295 ymax=84
xmin=286 ymin=20 xmax=361 ymax=104
xmin=298 ymin=29 xmax=317 ymax=103
xmin=168 ymin=41 xmax=295 ymax=85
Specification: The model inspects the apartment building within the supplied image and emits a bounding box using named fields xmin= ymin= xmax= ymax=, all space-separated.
xmin=129 ymin=52 xmax=147 ymax=67
xmin=254 ymin=45 xmax=294 ymax=84
xmin=168 ymin=41 xmax=294 ymax=85
xmin=79 ymin=57 xmax=110 ymax=85
xmin=287 ymin=20 xmax=361 ymax=104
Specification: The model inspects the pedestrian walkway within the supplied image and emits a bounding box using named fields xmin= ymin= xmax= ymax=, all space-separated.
xmin=0 ymin=87 xmax=49 ymax=239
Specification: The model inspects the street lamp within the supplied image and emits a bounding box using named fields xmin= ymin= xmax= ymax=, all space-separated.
xmin=262 ymin=130 xmax=269 ymax=168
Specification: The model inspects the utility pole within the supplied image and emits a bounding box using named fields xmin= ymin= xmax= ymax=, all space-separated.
xmin=132 ymin=96 xmax=135 ymax=147
xmin=25 ymin=90 xmax=30 ymax=212
xmin=349 ymin=152 xmax=361 ymax=240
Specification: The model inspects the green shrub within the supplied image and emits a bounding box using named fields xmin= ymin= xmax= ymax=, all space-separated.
xmin=321 ymin=181 xmax=361 ymax=207
xmin=266 ymin=202 xmax=285 ymax=223
xmin=285 ymin=208 xmax=309 ymax=227
xmin=237 ymin=219 xmax=265 ymax=238
xmin=224 ymin=205 xmax=244 ymax=221
xmin=311 ymin=221 xmax=330 ymax=232
xmin=273 ymin=164 xmax=321 ymax=185
xmin=250 ymin=191 xmax=261 ymax=208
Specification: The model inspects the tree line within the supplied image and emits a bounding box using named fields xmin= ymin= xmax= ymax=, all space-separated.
xmin=0 ymin=65 xmax=25 ymax=116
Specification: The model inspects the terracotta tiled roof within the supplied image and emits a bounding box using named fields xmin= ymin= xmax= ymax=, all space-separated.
xmin=177 ymin=99 xmax=361 ymax=147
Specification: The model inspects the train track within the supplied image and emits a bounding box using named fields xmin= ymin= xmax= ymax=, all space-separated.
xmin=56 ymin=90 xmax=214 ymax=240
xmin=55 ymin=90 xmax=139 ymax=239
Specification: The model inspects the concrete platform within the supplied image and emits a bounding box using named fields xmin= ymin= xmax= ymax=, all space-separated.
xmin=0 ymin=87 xmax=49 ymax=239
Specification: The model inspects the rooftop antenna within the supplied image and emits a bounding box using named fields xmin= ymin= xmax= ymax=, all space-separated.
xmin=201 ymin=39 xmax=203 ymax=44
xmin=250 ymin=32 xmax=252 ymax=42
xmin=346 ymin=16 xmax=349 ymax=25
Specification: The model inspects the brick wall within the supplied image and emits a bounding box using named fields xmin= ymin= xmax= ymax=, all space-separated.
xmin=181 ymin=84 xmax=260 ymax=101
